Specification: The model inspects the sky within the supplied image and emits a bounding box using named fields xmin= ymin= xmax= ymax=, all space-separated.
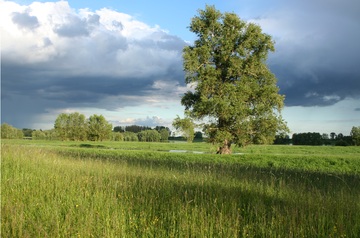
xmin=1 ymin=0 xmax=359 ymax=136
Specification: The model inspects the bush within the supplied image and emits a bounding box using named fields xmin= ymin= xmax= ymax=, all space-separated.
xmin=111 ymin=132 xmax=124 ymax=141
xmin=137 ymin=130 xmax=161 ymax=142
xmin=1 ymin=123 xmax=24 ymax=139
xmin=335 ymin=140 xmax=349 ymax=146
xmin=122 ymin=131 xmax=138 ymax=141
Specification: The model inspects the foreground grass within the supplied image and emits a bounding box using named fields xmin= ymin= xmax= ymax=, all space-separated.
xmin=2 ymin=143 xmax=360 ymax=237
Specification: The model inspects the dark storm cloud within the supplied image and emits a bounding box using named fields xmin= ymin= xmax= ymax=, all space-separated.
xmin=11 ymin=11 xmax=39 ymax=30
xmin=264 ymin=0 xmax=360 ymax=107
xmin=53 ymin=14 xmax=100 ymax=37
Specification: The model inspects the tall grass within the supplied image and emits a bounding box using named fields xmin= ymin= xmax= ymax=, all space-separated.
xmin=2 ymin=143 xmax=360 ymax=237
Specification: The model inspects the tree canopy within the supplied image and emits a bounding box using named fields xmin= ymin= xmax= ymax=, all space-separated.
xmin=172 ymin=116 xmax=195 ymax=143
xmin=181 ymin=5 xmax=289 ymax=153
xmin=350 ymin=126 xmax=360 ymax=146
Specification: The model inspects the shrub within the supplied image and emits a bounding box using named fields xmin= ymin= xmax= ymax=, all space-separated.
xmin=335 ymin=140 xmax=349 ymax=146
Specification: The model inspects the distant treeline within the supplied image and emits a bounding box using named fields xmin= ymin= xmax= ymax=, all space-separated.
xmin=1 ymin=113 xmax=171 ymax=142
xmin=2 ymin=117 xmax=359 ymax=146
xmin=114 ymin=125 xmax=171 ymax=136
xmin=274 ymin=129 xmax=359 ymax=146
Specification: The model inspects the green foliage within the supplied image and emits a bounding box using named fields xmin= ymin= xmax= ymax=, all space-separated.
xmin=351 ymin=126 xmax=360 ymax=146
xmin=1 ymin=123 xmax=23 ymax=139
xmin=87 ymin=114 xmax=113 ymax=141
xmin=172 ymin=115 xmax=195 ymax=143
xmin=181 ymin=5 xmax=289 ymax=153
xmin=292 ymin=132 xmax=323 ymax=145
xmin=113 ymin=126 xmax=125 ymax=133
xmin=32 ymin=129 xmax=58 ymax=140
xmin=194 ymin=131 xmax=203 ymax=139
xmin=335 ymin=139 xmax=349 ymax=146
xmin=137 ymin=130 xmax=161 ymax=142
xmin=54 ymin=112 xmax=87 ymax=141
xmin=122 ymin=131 xmax=138 ymax=141
xmin=125 ymin=125 xmax=151 ymax=133
xmin=159 ymin=128 xmax=169 ymax=140
xmin=22 ymin=128 xmax=34 ymax=137
xmin=111 ymin=132 xmax=124 ymax=141
xmin=273 ymin=134 xmax=290 ymax=145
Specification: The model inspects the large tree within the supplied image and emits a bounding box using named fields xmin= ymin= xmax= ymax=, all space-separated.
xmin=181 ymin=5 xmax=289 ymax=154
xmin=87 ymin=114 xmax=113 ymax=141
xmin=54 ymin=112 xmax=87 ymax=141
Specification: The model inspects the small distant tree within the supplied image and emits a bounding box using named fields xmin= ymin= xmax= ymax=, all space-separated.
xmin=322 ymin=133 xmax=329 ymax=140
xmin=111 ymin=132 xmax=124 ymax=141
xmin=194 ymin=131 xmax=203 ymax=139
xmin=350 ymin=126 xmax=360 ymax=146
xmin=330 ymin=132 xmax=336 ymax=140
xmin=159 ymin=128 xmax=169 ymax=141
xmin=113 ymin=126 xmax=125 ymax=133
xmin=123 ymin=131 xmax=138 ymax=141
xmin=337 ymin=133 xmax=344 ymax=141
xmin=87 ymin=114 xmax=113 ymax=141
xmin=22 ymin=128 xmax=34 ymax=137
xmin=32 ymin=130 xmax=46 ymax=140
xmin=172 ymin=116 xmax=195 ymax=143
xmin=1 ymin=123 xmax=23 ymax=139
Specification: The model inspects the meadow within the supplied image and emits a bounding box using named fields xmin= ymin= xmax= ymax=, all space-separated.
xmin=2 ymin=140 xmax=360 ymax=237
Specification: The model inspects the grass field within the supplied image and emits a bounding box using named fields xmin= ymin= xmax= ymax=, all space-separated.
xmin=2 ymin=140 xmax=360 ymax=237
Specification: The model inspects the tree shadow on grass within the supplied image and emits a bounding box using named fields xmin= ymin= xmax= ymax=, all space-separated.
xmin=78 ymin=144 xmax=105 ymax=148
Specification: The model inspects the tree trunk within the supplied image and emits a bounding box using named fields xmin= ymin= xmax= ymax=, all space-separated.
xmin=217 ymin=139 xmax=232 ymax=154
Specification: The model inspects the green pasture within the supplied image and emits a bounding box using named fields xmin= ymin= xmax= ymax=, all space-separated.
xmin=3 ymin=139 xmax=360 ymax=156
xmin=2 ymin=141 xmax=360 ymax=237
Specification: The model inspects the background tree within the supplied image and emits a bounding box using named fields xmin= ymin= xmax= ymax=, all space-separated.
xmin=330 ymin=132 xmax=336 ymax=140
xmin=113 ymin=126 xmax=125 ymax=133
xmin=22 ymin=128 xmax=34 ymax=137
xmin=350 ymin=126 xmax=360 ymax=146
xmin=54 ymin=113 xmax=70 ymax=141
xmin=159 ymin=128 xmax=169 ymax=141
xmin=68 ymin=112 xmax=87 ymax=141
xmin=32 ymin=130 xmax=46 ymax=140
xmin=194 ymin=131 xmax=203 ymax=139
xmin=87 ymin=114 xmax=112 ymax=141
xmin=111 ymin=132 xmax=124 ymax=141
xmin=54 ymin=112 xmax=87 ymax=141
xmin=172 ymin=116 xmax=195 ymax=143
xmin=1 ymin=123 xmax=23 ymax=139
xmin=337 ymin=133 xmax=344 ymax=141
xmin=122 ymin=131 xmax=139 ymax=141
xmin=292 ymin=132 xmax=323 ymax=145
xmin=155 ymin=126 xmax=171 ymax=136
xmin=322 ymin=133 xmax=329 ymax=140
xmin=181 ymin=5 xmax=289 ymax=153
xmin=125 ymin=125 xmax=151 ymax=133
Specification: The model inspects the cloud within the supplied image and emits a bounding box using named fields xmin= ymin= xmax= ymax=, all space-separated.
xmin=114 ymin=116 xmax=172 ymax=127
xmin=355 ymin=108 xmax=360 ymax=112
xmin=1 ymin=1 xmax=187 ymax=128
xmin=53 ymin=14 xmax=100 ymax=37
xmin=250 ymin=0 xmax=360 ymax=107
xmin=11 ymin=11 xmax=39 ymax=30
